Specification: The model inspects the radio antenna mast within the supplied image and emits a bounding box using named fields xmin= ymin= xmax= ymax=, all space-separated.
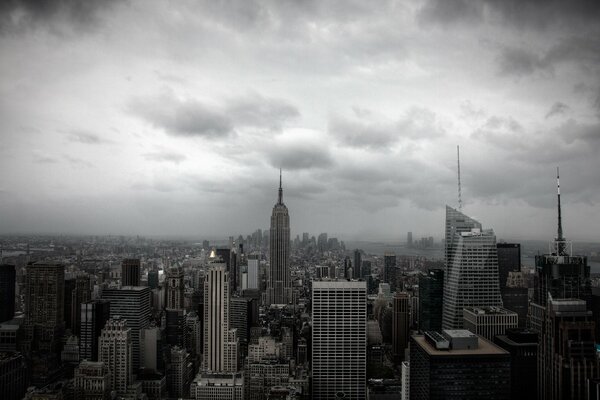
xmin=457 ymin=145 xmax=462 ymax=211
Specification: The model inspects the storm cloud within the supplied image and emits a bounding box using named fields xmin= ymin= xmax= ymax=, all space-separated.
xmin=1 ymin=0 xmax=600 ymax=241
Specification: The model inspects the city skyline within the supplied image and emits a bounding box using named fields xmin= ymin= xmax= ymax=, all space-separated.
xmin=1 ymin=1 xmax=600 ymax=240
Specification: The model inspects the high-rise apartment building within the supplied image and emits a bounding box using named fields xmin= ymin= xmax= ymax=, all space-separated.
xmin=101 ymin=286 xmax=151 ymax=371
xmin=267 ymin=171 xmax=291 ymax=305
xmin=99 ymin=317 xmax=133 ymax=395
xmin=312 ymin=280 xmax=367 ymax=400
xmin=392 ymin=292 xmax=410 ymax=363
xmin=442 ymin=207 xmax=502 ymax=329
xmin=121 ymin=258 xmax=141 ymax=287
xmin=0 ymin=265 xmax=15 ymax=323
xmin=418 ymin=269 xmax=444 ymax=332
xmin=80 ymin=299 xmax=110 ymax=361
xmin=203 ymin=264 xmax=239 ymax=372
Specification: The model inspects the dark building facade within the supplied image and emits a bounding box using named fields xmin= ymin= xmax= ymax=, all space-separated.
xmin=392 ymin=292 xmax=409 ymax=363
xmin=383 ymin=253 xmax=397 ymax=291
xmin=80 ymin=299 xmax=110 ymax=362
xmin=497 ymin=243 xmax=521 ymax=289
xmin=418 ymin=269 xmax=444 ymax=332
xmin=353 ymin=249 xmax=362 ymax=279
xmin=121 ymin=258 xmax=141 ymax=287
xmin=0 ymin=264 xmax=16 ymax=323
xmin=0 ymin=352 xmax=28 ymax=400
xmin=494 ymin=328 xmax=537 ymax=400
xmin=410 ymin=331 xmax=511 ymax=400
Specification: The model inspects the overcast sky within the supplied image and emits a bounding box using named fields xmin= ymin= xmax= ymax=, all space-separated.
xmin=1 ymin=0 xmax=599 ymax=241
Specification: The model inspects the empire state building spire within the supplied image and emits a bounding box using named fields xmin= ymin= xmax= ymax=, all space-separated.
xmin=278 ymin=168 xmax=283 ymax=204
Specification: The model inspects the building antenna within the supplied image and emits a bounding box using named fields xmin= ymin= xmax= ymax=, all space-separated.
xmin=457 ymin=145 xmax=462 ymax=211
xmin=556 ymin=166 xmax=566 ymax=256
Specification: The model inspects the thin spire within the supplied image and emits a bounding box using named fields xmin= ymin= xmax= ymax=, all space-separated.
xmin=278 ymin=168 xmax=283 ymax=204
xmin=457 ymin=145 xmax=462 ymax=211
xmin=557 ymin=167 xmax=562 ymax=238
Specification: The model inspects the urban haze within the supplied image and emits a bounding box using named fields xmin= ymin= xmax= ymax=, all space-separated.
xmin=1 ymin=1 xmax=600 ymax=400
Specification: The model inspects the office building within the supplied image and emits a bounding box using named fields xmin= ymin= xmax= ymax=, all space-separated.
xmin=204 ymin=264 xmax=239 ymax=372
xmin=267 ymin=171 xmax=292 ymax=305
xmin=166 ymin=266 xmax=185 ymax=310
xmin=463 ymin=306 xmax=518 ymax=341
xmin=501 ymin=271 xmax=529 ymax=327
xmin=0 ymin=352 xmax=28 ymax=400
xmin=121 ymin=258 xmax=141 ymax=287
xmin=65 ymin=275 xmax=91 ymax=336
xmin=101 ymin=286 xmax=151 ymax=371
xmin=538 ymin=297 xmax=598 ymax=400
xmin=247 ymin=256 xmax=259 ymax=290
xmin=98 ymin=317 xmax=133 ymax=395
xmin=407 ymin=232 xmax=413 ymax=248
xmin=230 ymin=296 xmax=258 ymax=349
xmin=80 ymin=300 xmax=110 ymax=362
xmin=141 ymin=325 xmax=163 ymax=372
xmin=418 ymin=269 xmax=444 ymax=332
xmin=247 ymin=358 xmax=290 ymax=400
xmin=185 ymin=311 xmax=202 ymax=358
xmin=166 ymin=309 xmax=185 ymax=347
xmin=383 ymin=253 xmax=397 ymax=291
xmin=401 ymin=361 xmax=409 ymax=400
xmin=74 ymin=360 xmax=111 ymax=400
xmin=167 ymin=346 xmax=192 ymax=399
xmin=190 ymin=372 xmax=244 ymax=400
xmin=392 ymin=292 xmax=410 ymax=363
xmin=497 ymin=243 xmax=521 ymax=289
xmin=312 ymin=280 xmax=367 ymax=400
xmin=442 ymin=207 xmax=503 ymax=329
xmin=354 ymin=249 xmax=362 ymax=279
xmin=494 ymin=328 xmax=538 ymax=400
xmin=0 ymin=264 xmax=16 ymax=323
xmin=23 ymin=261 xmax=65 ymax=386
xmin=410 ymin=330 xmax=510 ymax=400
xmin=148 ymin=270 xmax=159 ymax=289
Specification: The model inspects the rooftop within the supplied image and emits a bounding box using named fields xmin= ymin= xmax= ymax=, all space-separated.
xmin=413 ymin=334 xmax=509 ymax=357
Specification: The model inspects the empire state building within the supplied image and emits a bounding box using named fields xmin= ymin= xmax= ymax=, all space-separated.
xmin=267 ymin=170 xmax=291 ymax=305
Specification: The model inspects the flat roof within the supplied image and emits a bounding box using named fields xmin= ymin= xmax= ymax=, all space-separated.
xmin=413 ymin=335 xmax=509 ymax=357
xmin=313 ymin=280 xmax=366 ymax=289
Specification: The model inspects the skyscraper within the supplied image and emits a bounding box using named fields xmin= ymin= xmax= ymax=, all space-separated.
xmin=121 ymin=258 xmax=141 ymax=287
xmin=392 ymin=292 xmax=410 ymax=363
xmin=312 ymin=281 xmax=367 ymax=400
xmin=497 ymin=243 xmax=521 ymax=290
xmin=532 ymin=170 xmax=596 ymax=399
xmin=80 ymin=299 xmax=110 ymax=361
xmin=166 ymin=266 xmax=185 ymax=310
xmin=267 ymin=170 xmax=291 ymax=305
xmin=418 ymin=269 xmax=444 ymax=332
xmin=247 ymin=256 xmax=259 ymax=290
xmin=383 ymin=253 xmax=397 ymax=291
xmin=0 ymin=264 xmax=16 ymax=323
xmin=442 ymin=206 xmax=503 ymax=329
xmin=353 ymin=249 xmax=362 ymax=279
xmin=101 ymin=286 xmax=151 ymax=371
xmin=99 ymin=317 xmax=133 ymax=395
xmin=68 ymin=274 xmax=91 ymax=336
xmin=203 ymin=263 xmax=239 ymax=372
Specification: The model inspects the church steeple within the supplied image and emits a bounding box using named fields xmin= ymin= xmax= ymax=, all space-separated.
xmin=278 ymin=168 xmax=283 ymax=205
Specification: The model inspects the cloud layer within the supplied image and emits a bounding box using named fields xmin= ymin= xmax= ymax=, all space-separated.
xmin=1 ymin=0 xmax=600 ymax=240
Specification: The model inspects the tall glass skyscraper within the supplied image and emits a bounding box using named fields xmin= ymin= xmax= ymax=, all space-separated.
xmin=442 ymin=206 xmax=502 ymax=329
xmin=267 ymin=171 xmax=291 ymax=305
